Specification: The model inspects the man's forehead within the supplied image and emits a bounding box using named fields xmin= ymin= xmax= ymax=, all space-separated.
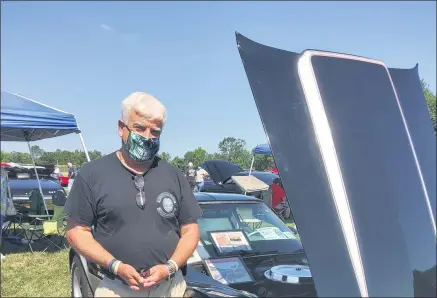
xmin=131 ymin=118 xmax=163 ymax=129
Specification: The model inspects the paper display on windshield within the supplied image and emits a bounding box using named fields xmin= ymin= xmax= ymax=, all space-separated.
xmin=283 ymin=231 xmax=298 ymax=239
xmin=257 ymin=227 xmax=288 ymax=240
xmin=203 ymin=257 xmax=254 ymax=285
xmin=209 ymin=230 xmax=253 ymax=255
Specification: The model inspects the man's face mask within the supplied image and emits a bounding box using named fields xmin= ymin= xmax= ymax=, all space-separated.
xmin=123 ymin=125 xmax=160 ymax=162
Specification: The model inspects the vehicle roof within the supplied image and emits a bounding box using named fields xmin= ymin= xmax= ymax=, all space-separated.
xmin=194 ymin=192 xmax=262 ymax=202
xmin=237 ymin=170 xmax=278 ymax=176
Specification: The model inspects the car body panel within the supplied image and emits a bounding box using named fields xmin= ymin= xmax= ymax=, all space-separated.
xmin=388 ymin=66 xmax=437 ymax=226
xmin=52 ymin=173 xmax=69 ymax=186
xmin=194 ymin=192 xmax=263 ymax=202
xmin=236 ymin=32 xmax=436 ymax=297
xmin=8 ymin=178 xmax=64 ymax=198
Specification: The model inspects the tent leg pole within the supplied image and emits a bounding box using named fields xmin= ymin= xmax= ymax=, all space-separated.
xmin=78 ymin=133 xmax=91 ymax=162
xmin=26 ymin=141 xmax=50 ymax=218
xmin=245 ymin=156 xmax=255 ymax=196
xmin=248 ymin=156 xmax=255 ymax=176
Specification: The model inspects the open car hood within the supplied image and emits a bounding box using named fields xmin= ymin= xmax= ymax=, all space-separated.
xmin=236 ymin=32 xmax=436 ymax=297
xmin=201 ymin=160 xmax=243 ymax=184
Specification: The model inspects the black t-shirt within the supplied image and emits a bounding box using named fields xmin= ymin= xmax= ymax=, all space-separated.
xmin=64 ymin=152 xmax=202 ymax=270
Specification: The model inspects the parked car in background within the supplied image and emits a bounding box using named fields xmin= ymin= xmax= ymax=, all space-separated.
xmin=51 ymin=173 xmax=69 ymax=187
xmin=2 ymin=165 xmax=66 ymax=212
xmin=267 ymin=167 xmax=278 ymax=175
xmin=200 ymin=160 xmax=278 ymax=197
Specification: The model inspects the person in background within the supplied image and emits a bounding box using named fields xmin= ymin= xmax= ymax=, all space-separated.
xmin=54 ymin=166 xmax=60 ymax=174
xmin=64 ymin=91 xmax=201 ymax=297
xmin=185 ymin=162 xmax=196 ymax=192
xmin=270 ymin=177 xmax=291 ymax=219
xmin=194 ymin=166 xmax=208 ymax=192
xmin=67 ymin=162 xmax=76 ymax=192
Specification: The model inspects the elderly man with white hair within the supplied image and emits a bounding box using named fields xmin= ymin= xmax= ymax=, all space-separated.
xmin=64 ymin=92 xmax=202 ymax=297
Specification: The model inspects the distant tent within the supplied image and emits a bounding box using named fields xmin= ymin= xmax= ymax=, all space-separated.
xmin=252 ymin=143 xmax=272 ymax=155
xmin=249 ymin=143 xmax=272 ymax=176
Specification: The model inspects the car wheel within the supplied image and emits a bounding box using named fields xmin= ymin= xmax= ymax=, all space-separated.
xmin=71 ymin=255 xmax=94 ymax=298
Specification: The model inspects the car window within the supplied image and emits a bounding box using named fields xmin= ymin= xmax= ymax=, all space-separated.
xmin=198 ymin=202 xmax=302 ymax=255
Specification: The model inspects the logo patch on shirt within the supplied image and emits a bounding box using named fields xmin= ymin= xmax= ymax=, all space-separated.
xmin=156 ymin=192 xmax=178 ymax=218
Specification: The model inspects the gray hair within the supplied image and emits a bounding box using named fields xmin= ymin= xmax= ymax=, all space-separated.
xmin=121 ymin=92 xmax=167 ymax=126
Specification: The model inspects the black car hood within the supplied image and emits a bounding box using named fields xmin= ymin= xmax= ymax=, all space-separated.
xmin=201 ymin=160 xmax=243 ymax=184
xmin=236 ymin=32 xmax=436 ymax=297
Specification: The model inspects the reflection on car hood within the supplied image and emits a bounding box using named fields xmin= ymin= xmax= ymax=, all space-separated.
xmin=186 ymin=266 xmax=256 ymax=297
xmin=236 ymin=32 xmax=436 ymax=297
xmin=8 ymin=179 xmax=62 ymax=197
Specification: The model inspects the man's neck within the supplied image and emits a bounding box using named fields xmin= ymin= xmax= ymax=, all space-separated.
xmin=117 ymin=149 xmax=152 ymax=175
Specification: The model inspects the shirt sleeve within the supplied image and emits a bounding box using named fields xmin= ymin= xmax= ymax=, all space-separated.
xmin=63 ymin=173 xmax=96 ymax=227
xmin=177 ymin=172 xmax=203 ymax=225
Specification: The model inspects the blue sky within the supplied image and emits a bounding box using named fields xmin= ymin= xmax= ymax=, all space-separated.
xmin=1 ymin=1 xmax=436 ymax=158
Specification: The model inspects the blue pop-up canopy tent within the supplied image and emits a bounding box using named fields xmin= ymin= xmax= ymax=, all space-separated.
xmin=248 ymin=143 xmax=272 ymax=176
xmin=252 ymin=143 xmax=272 ymax=155
xmin=1 ymin=90 xmax=91 ymax=216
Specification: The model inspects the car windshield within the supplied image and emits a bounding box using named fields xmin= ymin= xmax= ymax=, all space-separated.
xmin=197 ymin=202 xmax=303 ymax=256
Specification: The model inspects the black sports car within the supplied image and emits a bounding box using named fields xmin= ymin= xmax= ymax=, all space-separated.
xmin=69 ymin=192 xmax=312 ymax=297
xmin=200 ymin=160 xmax=278 ymax=196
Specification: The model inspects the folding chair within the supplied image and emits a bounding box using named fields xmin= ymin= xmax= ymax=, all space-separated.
xmin=11 ymin=188 xmax=67 ymax=252
xmin=13 ymin=189 xmax=50 ymax=251
xmin=40 ymin=189 xmax=69 ymax=251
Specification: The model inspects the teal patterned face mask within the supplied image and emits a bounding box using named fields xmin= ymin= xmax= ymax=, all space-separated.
xmin=123 ymin=127 xmax=160 ymax=162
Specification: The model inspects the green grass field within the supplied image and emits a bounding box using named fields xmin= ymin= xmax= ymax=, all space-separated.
xmin=1 ymin=250 xmax=70 ymax=297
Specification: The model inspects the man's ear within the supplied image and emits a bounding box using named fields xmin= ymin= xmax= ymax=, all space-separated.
xmin=118 ymin=120 xmax=124 ymax=137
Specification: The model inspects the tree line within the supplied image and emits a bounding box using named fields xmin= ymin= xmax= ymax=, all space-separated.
xmin=1 ymin=80 xmax=435 ymax=170
xmin=422 ymin=79 xmax=436 ymax=134
xmin=0 ymin=137 xmax=274 ymax=171
xmin=0 ymin=146 xmax=103 ymax=167
xmin=162 ymin=137 xmax=275 ymax=171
